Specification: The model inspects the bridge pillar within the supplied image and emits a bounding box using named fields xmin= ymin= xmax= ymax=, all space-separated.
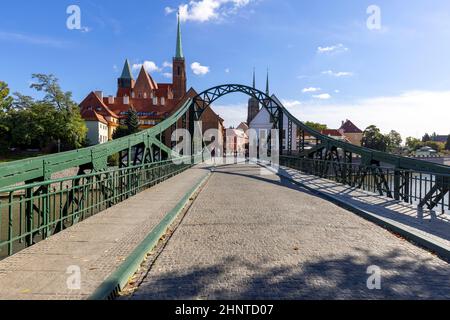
xmin=278 ymin=108 xmax=284 ymax=157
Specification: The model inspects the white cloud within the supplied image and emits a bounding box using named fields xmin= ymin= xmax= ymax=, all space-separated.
xmin=210 ymin=103 xmax=247 ymax=127
xmin=162 ymin=61 xmax=173 ymax=69
xmin=302 ymin=87 xmax=321 ymax=93
xmin=281 ymin=99 xmax=302 ymax=108
xmin=225 ymin=68 xmax=230 ymax=73
xmin=132 ymin=61 xmax=161 ymax=73
xmin=165 ymin=7 xmax=176 ymax=15
xmin=179 ymin=0 xmax=254 ymax=23
xmin=313 ymin=93 xmax=331 ymax=100
xmin=289 ymin=90 xmax=450 ymax=139
xmin=191 ymin=62 xmax=210 ymax=75
xmin=163 ymin=72 xmax=172 ymax=79
xmin=317 ymin=43 xmax=348 ymax=54
xmin=322 ymin=70 xmax=354 ymax=78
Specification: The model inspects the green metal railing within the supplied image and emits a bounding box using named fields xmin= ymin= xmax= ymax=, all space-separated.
xmin=0 ymin=157 xmax=199 ymax=259
xmin=281 ymin=156 xmax=450 ymax=214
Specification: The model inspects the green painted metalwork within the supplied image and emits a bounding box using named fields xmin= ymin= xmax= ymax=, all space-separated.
xmin=280 ymin=156 xmax=450 ymax=214
xmin=0 ymin=83 xmax=448 ymax=260
xmin=0 ymin=98 xmax=193 ymax=189
xmin=0 ymin=157 xmax=198 ymax=259
xmin=190 ymin=84 xmax=450 ymax=212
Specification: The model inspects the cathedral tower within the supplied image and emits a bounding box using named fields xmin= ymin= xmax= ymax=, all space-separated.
xmin=247 ymin=69 xmax=260 ymax=125
xmin=172 ymin=13 xmax=187 ymax=100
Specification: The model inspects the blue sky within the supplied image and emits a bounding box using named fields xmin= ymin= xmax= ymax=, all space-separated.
xmin=0 ymin=0 xmax=449 ymax=138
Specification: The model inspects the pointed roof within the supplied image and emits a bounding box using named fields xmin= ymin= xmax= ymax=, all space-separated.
xmin=175 ymin=13 xmax=184 ymax=59
xmin=266 ymin=68 xmax=270 ymax=96
xmin=339 ymin=119 xmax=363 ymax=133
xmin=252 ymin=68 xmax=256 ymax=89
xmin=120 ymin=59 xmax=134 ymax=80
xmin=135 ymin=66 xmax=158 ymax=92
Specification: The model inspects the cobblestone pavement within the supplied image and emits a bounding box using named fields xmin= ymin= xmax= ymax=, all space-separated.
xmin=0 ymin=165 xmax=210 ymax=300
xmin=130 ymin=164 xmax=450 ymax=300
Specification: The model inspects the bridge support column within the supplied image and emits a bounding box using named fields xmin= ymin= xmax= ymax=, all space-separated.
xmin=278 ymin=108 xmax=284 ymax=157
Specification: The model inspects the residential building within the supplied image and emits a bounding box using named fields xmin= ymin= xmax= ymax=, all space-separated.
xmin=338 ymin=120 xmax=363 ymax=146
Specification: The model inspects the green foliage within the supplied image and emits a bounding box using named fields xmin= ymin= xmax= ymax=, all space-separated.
xmin=0 ymin=81 xmax=13 ymax=111
xmin=445 ymin=135 xmax=450 ymax=151
xmin=305 ymin=121 xmax=328 ymax=132
xmin=112 ymin=126 xmax=129 ymax=140
xmin=107 ymin=153 xmax=119 ymax=167
xmin=0 ymin=75 xmax=88 ymax=152
xmin=422 ymin=133 xmax=431 ymax=142
xmin=406 ymin=137 xmax=421 ymax=151
xmin=361 ymin=125 xmax=388 ymax=152
xmin=112 ymin=109 xmax=140 ymax=140
xmin=385 ymin=130 xmax=402 ymax=152
xmin=423 ymin=141 xmax=444 ymax=152
xmin=125 ymin=108 xmax=140 ymax=134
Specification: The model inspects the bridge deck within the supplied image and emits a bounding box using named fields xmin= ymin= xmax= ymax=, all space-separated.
xmin=0 ymin=165 xmax=210 ymax=300
xmin=126 ymin=164 xmax=450 ymax=300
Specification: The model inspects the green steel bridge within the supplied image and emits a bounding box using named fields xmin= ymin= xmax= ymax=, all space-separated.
xmin=0 ymin=84 xmax=449 ymax=260
xmin=0 ymin=84 xmax=450 ymax=299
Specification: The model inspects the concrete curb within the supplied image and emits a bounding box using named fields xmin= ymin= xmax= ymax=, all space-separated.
xmin=88 ymin=171 xmax=212 ymax=300
xmin=264 ymin=164 xmax=450 ymax=262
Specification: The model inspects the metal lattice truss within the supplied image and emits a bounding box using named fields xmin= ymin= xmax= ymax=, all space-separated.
xmin=0 ymin=98 xmax=193 ymax=189
xmin=1 ymin=84 xmax=449 ymax=211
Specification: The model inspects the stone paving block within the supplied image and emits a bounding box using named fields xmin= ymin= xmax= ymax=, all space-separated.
xmin=129 ymin=164 xmax=450 ymax=300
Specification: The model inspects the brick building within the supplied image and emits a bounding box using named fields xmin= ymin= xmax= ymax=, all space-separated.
xmin=79 ymin=15 xmax=223 ymax=146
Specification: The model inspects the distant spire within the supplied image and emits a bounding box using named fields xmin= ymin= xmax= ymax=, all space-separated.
xmin=265 ymin=68 xmax=270 ymax=96
xmin=120 ymin=59 xmax=134 ymax=80
xmin=252 ymin=68 xmax=256 ymax=89
xmin=175 ymin=12 xmax=184 ymax=59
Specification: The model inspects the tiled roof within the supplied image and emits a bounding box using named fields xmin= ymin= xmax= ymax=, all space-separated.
xmin=135 ymin=66 xmax=158 ymax=92
xmin=81 ymin=109 xmax=108 ymax=125
xmin=339 ymin=120 xmax=363 ymax=133
xmin=321 ymin=129 xmax=343 ymax=136
xmin=79 ymin=92 xmax=119 ymax=118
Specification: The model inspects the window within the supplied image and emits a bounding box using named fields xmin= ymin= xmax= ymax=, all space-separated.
xmin=161 ymin=97 xmax=165 ymax=106
xmin=153 ymin=97 xmax=158 ymax=105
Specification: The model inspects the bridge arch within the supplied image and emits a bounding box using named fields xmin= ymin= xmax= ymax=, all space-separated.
xmin=190 ymin=84 xmax=283 ymax=124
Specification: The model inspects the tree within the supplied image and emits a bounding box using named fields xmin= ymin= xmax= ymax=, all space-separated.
xmin=112 ymin=109 xmax=141 ymax=140
xmin=305 ymin=121 xmax=328 ymax=132
xmin=406 ymin=137 xmax=421 ymax=151
xmin=0 ymin=75 xmax=88 ymax=152
xmin=112 ymin=126 xmax=129 ymax=140
xmin=361 ymin=125 xmax=387 ymax=152
xmin=445 ymin=135 xmax=450 ymax=151
xmin=424 ymin=141 xmax=444 ymax=153
xmin=0 ymin=81 xmax=13 ymax=150
xmin=0 ymin=81 xmax=13 ymax=111
xmin=422 ymin=133 xmax=431 ymax=142
xmin=125 ymin=108 xmax=140 ymax=135
xmin=385 ymin=130 xmax=402 ymax=152
xmin=29 ymin=74 xmax=87 ymax=149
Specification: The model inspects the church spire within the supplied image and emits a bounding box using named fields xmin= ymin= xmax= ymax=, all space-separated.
xmin=265 ymin=68 xmax=270 ymax=96
xmin=175 ymin=12 xmax=184 ymax=59
xmin=120 ymin=59 xmax=133 ymax=80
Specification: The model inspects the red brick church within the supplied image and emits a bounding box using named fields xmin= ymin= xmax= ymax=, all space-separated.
xmin=79 ymin=15 xmax=223 ymax=145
